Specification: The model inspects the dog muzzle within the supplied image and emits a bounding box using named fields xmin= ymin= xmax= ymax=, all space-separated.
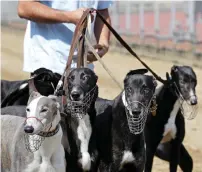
xmin=66 ymin=85 xmax=97 ymax=119
xmin=174 ymin=83 xmax=198 ymax=120
xmin=122 ymin=91 xmax=151 ymax=135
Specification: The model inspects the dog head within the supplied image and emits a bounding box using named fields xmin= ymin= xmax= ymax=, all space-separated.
xmin=170 ymin=65 xmax=197 ymax=105
xmin=24 ymin=91 xmax=60 ymax=135
xmin=123 ymin=69 xmax=157 ymax=114
xmin=123 ymin=69 xmax=157 ymax=134
xmin=31 ymin=68 xmax=61 ymax=96
xmin=67 ymin=68 xmax=98 ymax=101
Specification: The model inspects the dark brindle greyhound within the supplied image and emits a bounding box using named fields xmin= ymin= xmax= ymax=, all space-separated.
xmin=145 ymin=65 xmax=198 ymax=172
xmin=63 ymin=68 xmax=99 ymax=172
xmin=96 ymin=69 xmax=157 ymax=172
xmin=1 ymin=68 xmax=60 ymax=108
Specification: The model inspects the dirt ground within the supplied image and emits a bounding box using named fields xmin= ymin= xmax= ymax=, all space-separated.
xmin=1 ymin=26 xmax=202 ymax=171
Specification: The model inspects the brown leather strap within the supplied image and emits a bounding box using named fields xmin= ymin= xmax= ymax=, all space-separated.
xmin=77 ymin=32 xmax=85 ymax=68
xmin=64 ymin=9 xmax=92 ymax=73
xmin=60 ymin=9 xmax=93 ymax=102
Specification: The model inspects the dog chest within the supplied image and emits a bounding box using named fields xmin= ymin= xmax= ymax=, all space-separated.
xmin=77 ymin=114 xmax=92 ymax=170
xmin=161 ymin=99 xmax=180 ymax=143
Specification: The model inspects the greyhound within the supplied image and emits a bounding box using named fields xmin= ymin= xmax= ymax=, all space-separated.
xmin=96 ymin=69 xmax=157 ymax=172
xmin=1 ymin=91 xmax=65 ymax=172
xmin=63 ymin=68 xmax=99 ymax=172
xmin=144 ymin=65 xmax=198 ymax=172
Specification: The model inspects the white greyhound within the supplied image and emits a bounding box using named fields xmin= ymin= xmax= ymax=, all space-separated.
xmin=1 ymin=91 xmax=66 ymax=172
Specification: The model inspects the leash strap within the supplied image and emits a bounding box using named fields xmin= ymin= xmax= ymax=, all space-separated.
xmin=54 ymin=9 xmax=93 ymax=96
xmin=85 ymin=35 xmax=123 ymax=89
xmin=64 ymin=9 xmax=92 ymax=72
xmin=94 ymin=10 xmax=166 ymax=84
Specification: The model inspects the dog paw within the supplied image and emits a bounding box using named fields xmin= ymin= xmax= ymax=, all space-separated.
xmin=79 ymin=152 xmax=91 ymax=171
xmin=39 ymin=162 xmax=56 ymax=172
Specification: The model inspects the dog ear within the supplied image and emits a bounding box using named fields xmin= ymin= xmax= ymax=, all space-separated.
xmin=48 ymin=95 xmax=57 ymax=101
xmin=126 ymin=69 xmax=148 ymax=76
xmin=48 ymin=95 xmax=60 ymax=109
xmin=28 ymin=91 xmax=41 ymax=105
xmin=166 ymin=72 xmax=171 ymax=81
xmin=152 ymin=77 xmax=157 ymax=88
xmin=171 ymin=65 xmax=178 ymax=73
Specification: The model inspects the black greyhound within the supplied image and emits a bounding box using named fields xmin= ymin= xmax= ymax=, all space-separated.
xmin=96 ymin=69 xmax=157 ymax=172
xmin=145 ymin=65 xmax=198 ymax=172
xmin=1 ymin=68 xmax=60 ymax=107
xmin=63 ymin=68 xmax=99 ymax=172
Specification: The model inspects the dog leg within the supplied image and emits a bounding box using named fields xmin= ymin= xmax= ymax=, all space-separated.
xmin=79 ymin=152 xmax=91 ymax=171
xmin=51 ymin=146 xmax=66 ymax=172
xmin=169 ymin=139 xmax=180 ymax=172
xmin=155 ymin=142 xmax=171 ymax=161
xmin=155 ymin=142 xmax=193 ymax=172
xmin=179 ymin=144 xmax=193 ymax=172
xmin=39 ymin=158 xmax=56 ymax=172
xmin=23 ymin=152 xmax=41 ymax=172
xmin=145 ymin=146 xmax=156 ymax=172
xmin=89 ymin=132 xmax=100 ymax=172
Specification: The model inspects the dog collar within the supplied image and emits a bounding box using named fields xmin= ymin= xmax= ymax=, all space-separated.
xmin=38 ymin=124 xmax=60 ymax=137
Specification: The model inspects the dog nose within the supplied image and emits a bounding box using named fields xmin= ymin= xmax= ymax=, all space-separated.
xmin=132 ymin=110 xmax=141 ymax=116
xmin=191 ymin=99 xmax=197 ymax=105
xmin=71 ymin=91 xmax=81 ymax=100
xmin=24 ymin=126 xmax=34 ymax=133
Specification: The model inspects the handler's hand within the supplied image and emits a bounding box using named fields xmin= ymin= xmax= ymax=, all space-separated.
xmin=87 ymin=44 xmax=109 ymax=63
xmin=71 ymin=8 xmax=94 ymax=25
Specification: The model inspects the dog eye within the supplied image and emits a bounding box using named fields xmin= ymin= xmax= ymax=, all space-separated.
xmin=83 ymin=75 xmax=89 ymax=80
xmin=69 ymin=75 xmax=75 ymax=81
xmin=26 ymin=108 xmax=30 ymax=112
xmin=142 ymin=88 xmax=150 ymax=95
xmin=126 ymin=87 xmax=132 ymax=93
xmin=144 ymin=89 xmax=150 ymax=94
xmin=41 ymin=108 xmax=48 ymax=113
xmin=180 ymin=80 xmax=185 ymax=84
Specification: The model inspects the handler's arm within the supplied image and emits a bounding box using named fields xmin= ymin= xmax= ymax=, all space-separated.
xmin=18 ymin=0 xmax=85 ymax=24
xmin=94 ymin=8 xmax=111 ymax=57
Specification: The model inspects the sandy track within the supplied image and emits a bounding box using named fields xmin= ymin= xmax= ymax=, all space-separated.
xmin=1 ymin=26 xmax=202 ymax=172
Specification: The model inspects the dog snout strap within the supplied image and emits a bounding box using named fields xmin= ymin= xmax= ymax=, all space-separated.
xmin=25 ymin=117 xmax=44 ymax=127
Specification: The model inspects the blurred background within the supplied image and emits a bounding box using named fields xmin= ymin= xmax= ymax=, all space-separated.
xmin=1 ymin=1 xmax=202 ymax=171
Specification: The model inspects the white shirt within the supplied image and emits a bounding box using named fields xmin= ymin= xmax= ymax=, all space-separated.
xmin=23 ymin=0 xmax=113 ymax=74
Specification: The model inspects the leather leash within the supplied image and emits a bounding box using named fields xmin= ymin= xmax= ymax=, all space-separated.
xmin=94 ymin=10 xmax=167 ymax=85
xmin=54 ymin=9 xmax=93 ymax=96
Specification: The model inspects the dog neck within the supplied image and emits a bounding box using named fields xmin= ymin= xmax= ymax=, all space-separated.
xmin=41 ymin=111 xmax=61 ymax=134
xmin=159 ymin=84 xmax=179 ymax=108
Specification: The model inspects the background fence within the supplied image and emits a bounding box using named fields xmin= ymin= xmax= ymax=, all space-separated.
xmin=109 ymin=1 xmax=202 ymax=58
xmin=1 ymin=1 xmax=202 ymax=58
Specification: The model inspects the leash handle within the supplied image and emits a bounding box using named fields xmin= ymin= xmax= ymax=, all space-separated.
xmin=94 ymin=10 xmax=167 ymax=84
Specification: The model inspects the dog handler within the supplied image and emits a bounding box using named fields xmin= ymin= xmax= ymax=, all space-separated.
xmin=18 ymin=0 xmax=113 ymax=75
